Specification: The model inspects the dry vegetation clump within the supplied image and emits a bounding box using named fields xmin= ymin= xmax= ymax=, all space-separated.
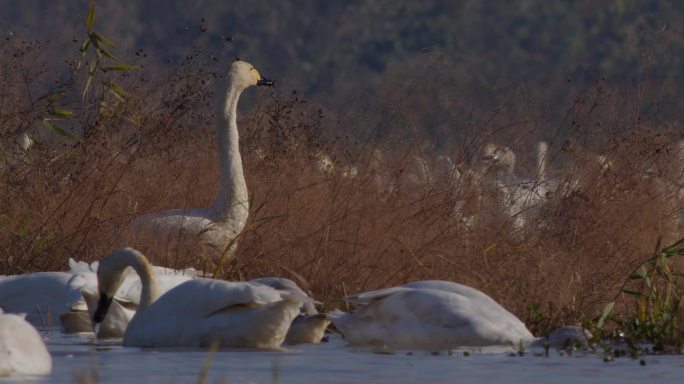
xmin=1 ymin=34 xmax=682 ymax=336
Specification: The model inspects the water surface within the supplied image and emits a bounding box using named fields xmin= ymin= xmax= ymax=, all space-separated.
xmin=4 ymin=331 xmax=684 ymax=383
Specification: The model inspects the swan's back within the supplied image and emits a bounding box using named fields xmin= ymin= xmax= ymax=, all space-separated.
xmin=250 ymin=277 xmax=319 ymax=315
xmin=123 ymin=279 xmax=301 ymax=348
xmin=0 ymin=272 xmax=76 ymax=325
xmin=0 ymin=311 xmax=52 ymax=376
xmin=333 ymin=280 xmax=534 ymax=349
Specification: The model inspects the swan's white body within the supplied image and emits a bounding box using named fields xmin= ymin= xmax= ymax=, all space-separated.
xmin=0 ymin=310 xmax=52 ymax=376
xmin=481 ymin=142 xmax=556 ymax=231
xmin=61 ymin=259 xmax=197 ymax=338
xmin=250 ymin=277 xmax=330 ymax=344
xmin=94 ymin=248 xmax=301 ymax=348
xmin=124 ymin=60 xmax=273 ymax=261
xmin=0 ymin=272 xmax=82 ymax=326
xmin=330 ymin=280 xmax=535 ymax=350
xmin=0 ymin=256 xmax=194 ymax=337
xmin=18 ymin=132 xmax=33 ymax=153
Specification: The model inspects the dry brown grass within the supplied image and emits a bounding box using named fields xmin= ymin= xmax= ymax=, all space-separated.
xmin=1 ymin=37 xmax=682 ymax=333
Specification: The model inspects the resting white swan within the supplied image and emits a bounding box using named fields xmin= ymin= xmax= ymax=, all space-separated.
xmin=93 ymin=248 xmax=301 ymax=348
xmin=60 ymin=258 xmax=198 ymax=338
xmin=330 ymin=280 xmax=535 ymax=350
xmin=250 ymin=277 xmax=330 ymax=344
xmin=0 ymin=271 xmax=83 ymax=326
xmin=122 ymin=59 xmax=273 ymax=262
xmin=0 ymin=309 xmax=52 ymax=376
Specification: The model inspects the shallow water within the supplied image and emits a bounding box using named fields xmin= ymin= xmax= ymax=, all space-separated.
xmin=4 ymin=331 xmax=684 ymax=383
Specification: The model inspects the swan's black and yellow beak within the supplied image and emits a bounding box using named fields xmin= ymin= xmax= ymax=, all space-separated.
xmin=257 ymin=77 xmax=274 ymax=87
xmin=93 ymin=292 xmax=112 ymax=323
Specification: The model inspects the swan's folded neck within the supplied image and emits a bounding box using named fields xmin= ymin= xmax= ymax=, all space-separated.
xmin=134 ymin=260 xmax=157 ymax=312
xmin=209 ymin=80 xmax=249 ymax=222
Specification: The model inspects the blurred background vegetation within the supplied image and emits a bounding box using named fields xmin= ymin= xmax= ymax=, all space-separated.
xmin=1 ymin=0 xmax=682 ymax=144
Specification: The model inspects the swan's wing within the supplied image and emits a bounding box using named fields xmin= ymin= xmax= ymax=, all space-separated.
xmin=402 ymin=280 xmax=513 ymax=311
xmin=250 ymin=277 xmax=319 ymax=315
xmin=0 ymin=272 xmax=74 ymax=324
xmin=151 ymin=265 xmax=202 ymax=277
xmin=68 ymin=258 xmax=97 ymax=274
xmin=124 ymin=279 xmax=300 ymax=347
xmin=114 ymin=272 xmax=194 ymax=305
xmin=142 ymin=279 xmax=284 ymax=318
xmin=403 ymin=281 xmax=533 ymax=337
xmin=0 ymin=313 xmax=52 ymax=375
xmin=344 ymin=286 xmax=414 ymax=307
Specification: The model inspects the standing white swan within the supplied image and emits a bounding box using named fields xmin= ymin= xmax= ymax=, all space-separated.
xmin=0 ymin=309 xmax=52 ymax=376
xmin=330 ymin=280 xmax=535 ymax=350
xmin=123 ymin=59 xmax=273 ymax=262
xmin=93 ymin=248 xmax=301 ymax=348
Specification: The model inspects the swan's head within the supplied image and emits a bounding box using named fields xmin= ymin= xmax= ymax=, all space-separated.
xmin=93 ymin=247 xmax=151 ymax=323
xmin=229 ymin=59 xmax=274 ymax=91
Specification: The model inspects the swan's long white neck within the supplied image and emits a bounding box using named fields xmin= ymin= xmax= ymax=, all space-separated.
xmin=108 ymin=249 xmax=158 ymax=312
xmin=209 ymin=79 xmax=249 ymax=222
xmin=131 ymin=257 xmax=157 ymax=312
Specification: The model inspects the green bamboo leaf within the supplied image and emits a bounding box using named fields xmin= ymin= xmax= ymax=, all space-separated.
xmin=106 ymin=81 xmax=130 ymax=97
xmin=102 ymin=64 xmax=142 ymax=72
xmin=80 ymin=39 xmax=91 ymax=55
xmin=42 ymin=119 xmax=78 ymax=141
xmin=621 ymin=289 xmax=643 ymax=297
xmin=597 ymin=301 xmax=614 ymax=329
xmin=91 ymin=32 xmax=116 ymax=48
xmin=85 ymin=1 xmax=95 ymax=29
xmin=48 ymin=109 xmax=74 ymax=117
xmin=99 ymin=49 xmax=121 ymax=63
xmin=88 ymin=59 xmax=98 ymax=75
xmin=83 ymin=74 xmax=93 ymax=98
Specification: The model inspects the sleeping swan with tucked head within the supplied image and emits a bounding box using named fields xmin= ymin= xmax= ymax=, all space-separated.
xmin=122 ymin=59 xmax=273 ymax=263
xmin=93 ymin=248 xmax=301 ymax=348
xmin=330 ymin=280 xmax=536 ymax=350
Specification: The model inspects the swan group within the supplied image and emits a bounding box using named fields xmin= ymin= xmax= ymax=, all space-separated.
xmin=0 ymin=245 xmax=593 ymax=372
xmin=0 ymin=58 xmax=607 ymax=378
xmin=121 ymin=59 xmax=273 ymax=263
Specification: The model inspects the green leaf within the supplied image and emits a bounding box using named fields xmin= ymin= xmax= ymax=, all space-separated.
xmin=597 ymin=301 xmax=615 ymax=329
xmin=621 ymin=289 xmax=643 ymax=297
xmin=42 ymin=119 xmax=78 ymax=141
xmin=48 ymin=109 xmax=73 ymax=117
xmin=99 ymin=49 xmax=121 ymax=63
xmin=91 ymin=32 xmax=116 ymax=48
xmin=102 ymin=64 xmax=142 ymax=72
xmin=80 ymin=39 xmax=91 ymax=55
xmin=88 ymin=59 xmax=98 ymax=75
xmin=85 ymin=1 xmax=95 ymax=29
xmin=629 ymin=266 xmax=647 ymax=280
xmin=106 ymin=81 xmax=130 ymax=97
xmin=83 ymin=74 xmax=93 ymax=99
